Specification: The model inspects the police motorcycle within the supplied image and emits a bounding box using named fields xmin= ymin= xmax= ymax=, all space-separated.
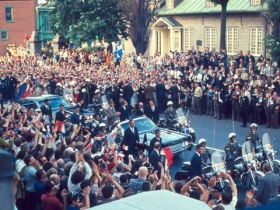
xmin=242 ymin=141 xmax=264 ymax=191
xmin=211 ymin=150 xmax=229 ymax=187
xmin=225 ymin=133 xmax=247 ymax=186
xmin=175 ymin=108 xmax=196 ymax=143
xmin=262 ymin=133 xmax=280 ymax=174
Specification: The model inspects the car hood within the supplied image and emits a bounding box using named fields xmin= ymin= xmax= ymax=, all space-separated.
xmin=139 ymin=128 xmax=189 ymax=144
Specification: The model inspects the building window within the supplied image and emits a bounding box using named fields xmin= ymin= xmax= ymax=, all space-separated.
xmin=174 ymin=30 xmax=180 ymax=50
xmin=250 ymin=28 xmax=263 ymax=56
xmin=44 ymin=18 xmax=51 ymax=31
xmin=251 ymin=0 xmax=261 ymax=5
xmin=0 ymin=30 xmax=8 ymax=41
xmin=206 ymin=0 xmax=215 ymax=7
xmin=5 ymin=6 xmax=14 ymax=22
xmin=184 ymin=28 xmax=194 ymax=51
xmin=227 ymin=27 xmax=238 ymax=54
xmin=205 ymin=28 xmax=216 ymax=50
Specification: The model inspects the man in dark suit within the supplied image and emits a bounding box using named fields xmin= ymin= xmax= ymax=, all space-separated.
xmin=256 ymin=163 xmax=280 ymax=205
xmin=149 ymin=141 xmax=163 ymax=178
xmin=40 ymin=99 xmax=52 ymax=124
xmin=144 ymin=81 xmax=154 ymax=105
xmin=239 ymin=90 xmax=249 ymax=127
xmin=55 ymin=104 xmax=68 ymax=123
xmin=119 ymin=100 xmax=133 ymax=122
xmin=146 ymin=100 xmax=159 ymax=124
xmin=135 ymin=102 xmax=146 ymax=117
xmin=149 ymin=129 xmax=162 ymax=156
xmin=169 ymin=81 xmax=180 ymax=109
xmin=189 ymin=144 xmax=204 ymax=179
xmin=70 ymin=106 xmax=85 ymax=127
xmin=123 ymin=80 xmax=134 ymax=105
xmin=265 ymin=92 xmax=276 ymax=128
xmin=5 ymin=72 xmax=18 ymax=101
xmin=122 ymin=119 xmax=140 ymax=157
xmin=156 ymin=80 xmax=166 ymax=113
xmin=268 ymin=185 xmax=280 ymax=206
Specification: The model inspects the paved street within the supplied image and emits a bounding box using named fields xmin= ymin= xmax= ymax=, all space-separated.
xmin=169 ymin=111 xmax=280 ymax=199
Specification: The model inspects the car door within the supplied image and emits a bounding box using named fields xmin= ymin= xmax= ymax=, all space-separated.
xmin=19 ymin=99 xmax=38 ymax=110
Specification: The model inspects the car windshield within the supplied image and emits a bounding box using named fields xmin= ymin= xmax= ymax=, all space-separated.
xmin=38 ymin=97 xmax=69 ymax=110
xmin=120 ymin=118 xmax=157 ymax=133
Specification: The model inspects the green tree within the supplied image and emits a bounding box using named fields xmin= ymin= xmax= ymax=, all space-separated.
xmin=119 ymin=0 xmax=160 ymax=54
xmin=263 ymin=0 xmax=280 ymax=61
xmin=47 ymin=0 xmax=128 ymax=46
xmin=211 ymin=0 xmax=230 ymax=51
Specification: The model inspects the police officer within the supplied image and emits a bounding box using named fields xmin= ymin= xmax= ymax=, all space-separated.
xmin=225 ymin=133 xmax=241 ymax=176
xmin=198 ymin=139 xmax=212 ymax=165
xmin=165 ymin=101 xmax=177 ymax=129
xmin=239 ymin=90 xmax=249 ymax=127
xmin=245 ymin=123 xmax=261 ymax=151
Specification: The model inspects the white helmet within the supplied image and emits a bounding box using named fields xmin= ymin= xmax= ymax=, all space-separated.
xmin=228 ymin=133 xmax=236 ymax=140
xmin=250 ymin=123 xmax=258 ymax=129
xmin=167 ymin=101 xmax=173 ymax=106
xmin=99 ymin=123 xmax=106 ymax=127
xmin=198 ymin=138 xmax=207 ymax=144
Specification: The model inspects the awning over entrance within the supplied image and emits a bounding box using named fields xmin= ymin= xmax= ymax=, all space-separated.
xmin=152 ymin=17 xmax=183 ymax=29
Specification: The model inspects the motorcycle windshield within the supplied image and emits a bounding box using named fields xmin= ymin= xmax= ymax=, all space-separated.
xmin=101 ymin=95 xmax=110 ymax=110
xmin=211 ymin=151 xmax=227 ymax=173
xmin=242 ymin=141 xmax=255 ymax=162
xmin=176 ymin=108 xmax=187 ymax=124
xmin=262 ymin=133 xmax=274 ymax=153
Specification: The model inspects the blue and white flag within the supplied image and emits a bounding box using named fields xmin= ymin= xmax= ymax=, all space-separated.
xmin=115 ymin=41 xmax=123 ymax=61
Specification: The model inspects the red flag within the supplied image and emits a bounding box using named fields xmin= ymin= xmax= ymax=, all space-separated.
xmin=22 ymin=84 xmax=31 ymax=99
xmin=163 ymin=147 xmax=173 ymax=167
xmin=57 ymin=121 xmax=65 ymax=133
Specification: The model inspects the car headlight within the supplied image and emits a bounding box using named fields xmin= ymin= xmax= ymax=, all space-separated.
xmin=86 ymin=116 xmax=90 ymax=120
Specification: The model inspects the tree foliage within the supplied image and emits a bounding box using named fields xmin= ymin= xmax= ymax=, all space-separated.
xmin=210 ymin=0 xmax=230 ymax=51
xmin=47 ymin=0 xmax=128 ymax=46
xmin=263 ymin=0 xmax=280 ymax=61
xmin=119 ymin=0 xmax=160 ymax=54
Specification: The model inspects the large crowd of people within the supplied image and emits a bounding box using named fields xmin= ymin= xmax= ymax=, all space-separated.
xmin=0 ymin=45 xmax=280 ymax=210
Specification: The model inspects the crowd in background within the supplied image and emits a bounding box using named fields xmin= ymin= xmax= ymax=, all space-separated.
xmin=0 ymin=45 xmax=280 ymax=210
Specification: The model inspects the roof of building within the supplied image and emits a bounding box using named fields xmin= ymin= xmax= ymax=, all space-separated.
xmin=157 ymin=0 xmax=266 ymax=16
xmin=155 ymin=17 xmax=183 ymax=27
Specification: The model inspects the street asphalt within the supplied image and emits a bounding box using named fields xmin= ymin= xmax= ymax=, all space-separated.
xmin=168 ymin=111 xmax=280 ymax=200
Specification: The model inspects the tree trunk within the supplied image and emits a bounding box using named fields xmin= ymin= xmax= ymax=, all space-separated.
xmin=220 ymin=3 xmax=227 ymax=51
xmin=273 ymin=18 xmax=280 ymax=39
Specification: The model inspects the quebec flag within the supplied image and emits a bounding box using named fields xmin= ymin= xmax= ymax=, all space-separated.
xmin=115 ymin=41 xmax=123 ymax=61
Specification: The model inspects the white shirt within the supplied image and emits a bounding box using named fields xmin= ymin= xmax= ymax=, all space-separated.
xmin=220 ymin=196 xmax=238 ymax=210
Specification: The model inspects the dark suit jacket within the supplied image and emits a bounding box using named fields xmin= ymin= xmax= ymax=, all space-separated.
xmin=169 ymin=85 xmax=180 ymax=99
xmin=156 ymin=83 xmax=165 ymax=98
xmin=119 ymin=105 xmax=131 ymax=122
xmin=123 ymin=84 xmax=134 ymax=102
xmin=135 ymin=108 xmax=146 ymax=117
xmin=122 ymin=127 xmax=139 ymax=154
xmin=149 ymin=137 xmax=162 ymax=155
xmin=146 ymin=106 xmax=159 ymax=124
xmin=40 ymin=104 xmax=52 ymax=120
xmin=56 ymin=111 xmax=67 ymax=122
xmin=265 ymin=98 xmax=276 ymax=113
xmin=268 ymin=196 xmax=280 ymax=206
xmin=149 ymin=149 xmax=162 ymax=178
xmin=256 ymin=172 xmax=280 ymax=204
xmin=70 ymin=112 xmax=84 ymax=126
xmin=189 ymin=152 xmax=202 ymax=178
xmin=144 ymin=85 xmax=154 ymax=100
